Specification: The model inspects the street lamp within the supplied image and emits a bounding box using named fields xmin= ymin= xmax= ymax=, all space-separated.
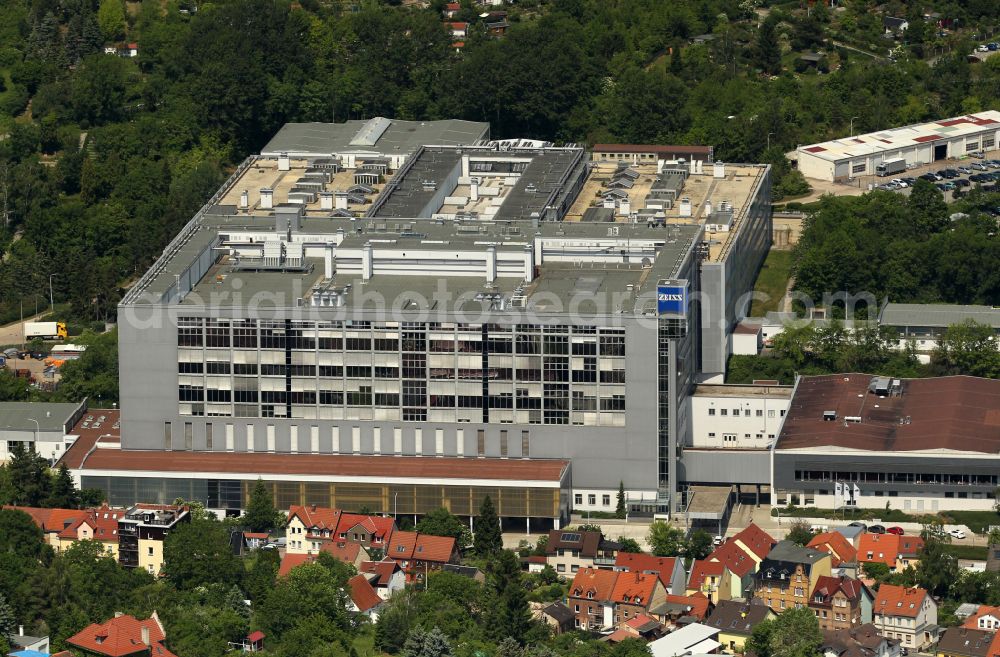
xmin=28 ymin=418 xmax=39 ymax=454
xmin=850 ymin=116 xmax=860 ymax=138
xmin=49 ymin=274 xmax=57 ymax=312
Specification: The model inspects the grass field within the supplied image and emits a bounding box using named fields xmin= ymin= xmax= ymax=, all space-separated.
xmin=942 ymin=544 xmax=989 ymax=561
xmin=749 ymin=249 xmax=795 ymax=317
xmin=940 ymin=510 xmax=1000 ymax=534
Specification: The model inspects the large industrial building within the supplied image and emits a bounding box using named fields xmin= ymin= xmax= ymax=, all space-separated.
xmin=773 ymin=373 xmax=1000 ymax=511
xmin=794 ymin=111 xmax=1000 ymax=182
xmin=71 ymin=118 xmax=773 ymax=525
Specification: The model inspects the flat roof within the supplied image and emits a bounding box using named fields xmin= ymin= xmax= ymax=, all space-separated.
xmin=261 ymin=118 xmax=489 ymax=158
xmin=880 ymin=303 xmax=1000 ymax=329
xmin=0 ymin=401 xmax=83 ymax=432
xmin=59 ymin=408 xmax=121 ymax=468
xmin=73 ymin=449 xmax=570 ymax=485
xmin=776 ymin=374 xmax=1000 ymax=454
xmin=693 ymin=383 xmax=793 ymax=398
xmin=796 ymin=111 xmax=1000 ymax=163
xmin=593 ymin=144 xmax=713 ymax=156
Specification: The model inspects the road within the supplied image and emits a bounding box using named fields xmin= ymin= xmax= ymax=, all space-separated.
xmin=0 ymin=311 xmax=51 ymax=348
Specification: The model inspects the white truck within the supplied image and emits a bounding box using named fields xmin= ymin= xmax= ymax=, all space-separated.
xmin=875 ymin=158 xmax=906 ymax=177
xmin=24 ymin=321 xmax=67 ymax=340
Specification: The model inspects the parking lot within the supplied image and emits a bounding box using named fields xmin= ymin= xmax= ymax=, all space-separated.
xmin=872 ymin=155 xmax=1000 ymax=202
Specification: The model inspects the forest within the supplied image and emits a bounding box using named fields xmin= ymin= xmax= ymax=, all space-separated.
xmin=2 ymin=0 xmax=1000 ymax=326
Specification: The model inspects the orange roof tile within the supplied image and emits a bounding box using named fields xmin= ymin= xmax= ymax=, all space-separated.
xmin=570 ymin=567 xmax=619 ymax=601
xmin=348 ymin=574 xmax=382 ymax=612
xmin=319 ymin=541 xmax=364 ymax=564
xmin=361 ymin=560 xmax=401 ymax=587
xmin=615 ymin=553 xmax=678 ymax=589
xmin=289 ymin=505 xmax=342 ymax=533
xmin=278 ymin=553 xmax=315 ymax=577
xmin=336 ymin=513 xmax=395 ymax=540
xmin=386 ymin=531 xmax=456 ymax=563
xmin=611 ymin=571 xmax=659 ymax=606
xmin=857 ymin=534 xmax=923 ymax=567
xmin=67 ymin=614 xmax=172 ymax=657
xmin=808 ymin=532 xmax=858 ymax=566
xmin=873 ymin=584 xmax=929 ymax=618
xmin=963 ymin=605 xmax=1000 ymax=629
xmin=664 ymin=593 xmax=711 ymax=620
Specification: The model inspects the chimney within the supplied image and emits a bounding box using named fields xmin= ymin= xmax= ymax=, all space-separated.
xmin=523 ymin=244 xmax=535 ymax=283
xmin=141 ymin=626 xmax=150 ymax=646
xmin=470 ymin=179 xmax=479 ymax=201
xmin=259 ymin=188 xmax=273 ymax=210
xmin=362 ymin=242 xmax=374 ymax=281
xmin=277 ymin=152 xmax=290 ymax=171
xmin=239 ymin=190 xmax=249 ymax=209
xmin=713 ymin=161 xmax=725 ymax=179
xmin=485 ymin=245 xmax=497 ymax=285
xmin=679 ymin=197 xmax=692 ymax=218
xmin=461 ymin=155 xmax=471 ymax=177
xmin=324 ymin=247 xmax=334 ymax=279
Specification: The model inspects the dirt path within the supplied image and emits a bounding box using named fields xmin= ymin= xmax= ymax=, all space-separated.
xmin=781 ymin=276 xmax=796 ymax=313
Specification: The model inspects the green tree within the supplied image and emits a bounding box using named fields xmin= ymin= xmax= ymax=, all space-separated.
xmin=256 ymin=562 xmax=351 ymax=640
xmin=907 ymin=179 xmax=948 ymax=233
xmin=862 ymin=561 xmax=892 ymax=584
xmin=7 ymin=443 xmax=51 ymax=507
xmin=686 ymin=530 xmax=714 ymax=560
xmin=755 ymin=16 xmax=782 ymax=75
xmin=616 ymin=481 xmax=626 ymax=519
xmin=0 ymin=592 xmax=15 ymax=644
xmin=375 ymin=589 xmax=416 ymax=653
xmin=245 ymin=548 xmax=280 ymax=605
xmin=97 ymin=0 xmax=126 ymax=42
xmin=931 ymin=320 xmax=1000 ymax=378
xmin=916 ymin=525 xmax=958 ymax=597
xmin=746 ymin=606 xmax=822 ymax=657
xmin=163 ymin=519 xmax=244 ymax=589
xmin=473 ymin=495 xmax=502 ymax=558
xmin=786 ymin=521 xmax=816 ymax=547
xmin=243 ymin=479 xmax=281 ymax=533
xmin=617 ymin=537 xmax=642 ymax=553
xmin=647 ymin=521 xmax=685 ymax=557
xmin=56 ymin=330 xmax=119 ymax=404
xmin=400 ymin=627 xmax=453 ymax=657
xmin=48 ymin=463 xmax=81 ymax=508
xmin=416 ymin=508 xmax=471 ymax=548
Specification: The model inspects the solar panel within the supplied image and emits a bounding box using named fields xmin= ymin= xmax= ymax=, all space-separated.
xmin=560 ymin=532 xmax=581 ymax=542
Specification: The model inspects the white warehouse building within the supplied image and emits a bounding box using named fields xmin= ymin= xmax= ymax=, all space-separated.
xmin=794 ymin=111 xmax=1000 ymax=182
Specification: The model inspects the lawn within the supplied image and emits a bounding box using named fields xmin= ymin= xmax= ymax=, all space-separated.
xmin=749 ymin=249 xmax=795 ymax=317
xmin=939 ymin=510 xmax=1000 ymax=534
xmin=942 ymin=544 xmax=989 ymax=561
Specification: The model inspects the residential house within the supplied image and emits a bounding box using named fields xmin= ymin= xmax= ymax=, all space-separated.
xmin=962 ymin=605 xmax=1000 ymax=630
xmin=883 ymin=16 xmax=909 ymax=35
xmin=286 ymin=505 xmax=343 ymax=554
xmin=442 ymin=2 xmax=460 ymax=19
xmin=540 ymin=601 xmax=575 ymax=635
xmin=872 ymin=584 xmax=938 ymax=651
xmin=4 ymin=506 xmax=91 ymax=552
xmin=522 ymin=555 xmax=548 ymax=573
xmin=66 ymin=613 xmax=175 ymax=657
xmin=730 ymin=524 xmax=777 ymax=563
xmin=442 ymin=563 xmax=486 ymax=583
xmin=649 ymin=622 xmax=722 ymax=657
xmin=348 ymin=574 xmax=385 ymax=621
xmin=753 ymin=540 xmax=832 ymax=614
xmin=385 ymin=531 xmax=459 ymax=583
xmin=857 ymin=534 xmax=923 ymax=574
xmin=333 ymin=513 xmax=394 ymax=554
xmin=615 ymin=553 xmax=687 ymax=594
xmin=242 ymin=532 xmax=269 ymax=551
xmin=649 ymin=592 xmax=712 ymax=628
xmin=568 ymin=567 xmax=619 ymax=631
xmin=8 ymin=626 xmax=49 ymax=654
xmin=360 ymin=560 xmax=405 ymax=600
xmin=277 ymin=540 xmax=370 ymax=577
xmin=703 ymin=598 xmax=776 ymax=653
xmin=708 ymin=541 xmax=760 ymax=601
xmin=52 ymin=506 xmax=123 ymax=557
xmin=687 ymin=559 xmax=726 ymax=603
xmin=809 ymin=532 xmax=859 ymax=572
xmin=809 ymin=576 xmax=873 ymax=631
xmin=936 ymin=627 xmax=1000 ymax=657
xmin=612 ymin=571 xmax=669 ymax=628
xmin=545 ymin=529 xmax=619 ymax=576
xmin=117 ymin=504 xmax=189 ymax=576
xmin=822 ymin=624 xmax=901 ymax=657
xmin=447 ymin=22 xmax=468 ymax=39
xmin=620 ymin=614 xmax=666 ymax=640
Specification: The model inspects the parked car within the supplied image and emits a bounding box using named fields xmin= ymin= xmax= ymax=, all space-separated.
xmin=956 ymin=178 xmax=971 ymax=187
xmin=848 ymin=521 xmax=867 ymax=531
xmin=891 ymin=178 xmax=908 ymax=187
xmin=949 ymin=528 xmax=967 ymax=539
xmin=958 ymin=166 xmax=973 ymax=175
xmin=869 ymin=525 xmax=886 ymax=534
xmin=941 ymin=182 xmax=956 ymax=191
xmin=901 ymin=177 xmax=917 ymax=185
xmin=713 ymin=535 xmax=725 ymax=546
xmin=886 ymin=526 xmax=905 ymax=535
xmin=939 ymin=169 xmax=958 ymax=179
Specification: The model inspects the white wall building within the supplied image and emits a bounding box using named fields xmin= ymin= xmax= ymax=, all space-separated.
xmin=794 ymin=111 xmax=1000 ymax=182
xmin=689 ymin=383 xmax=792 ymax=449
xmin=0 ymin=401 xmax=86 ymax=463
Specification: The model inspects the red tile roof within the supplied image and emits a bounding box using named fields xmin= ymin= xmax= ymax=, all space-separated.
xmin=710 ymin=540 xmax=757 ymax=577
xmin=3 ymin=506 xmax=88 ymax=534
xmin=361 ymin=560 xmax=400 ymax=587
xmin=873 ymin=584 xmax=929 ymax=618
xmin=776 ymin=374 xmax=1000 ymax=453
xmin=75 ymin=449 xmax=568 ymax=482
xmin=348 ymin=574 xmax=382 ymax=612
xmin=963 ymin=605 xmax=1000 ymax=629
xmin=386 ymin=531 xmax=456 ymax=563
xmin=58 ymin=409 xmax=121 ymax=469
xmin=288 ymin=505 xmax=342 ymax=532
xmin=243 ymin=532 xmax=269 ymax=540
xmin=246 ymin=631 xmax=265 ymax=643
xmin=449 ymin=22 xmax=468 ymax=29
xmin=278 ymin=553 xmax=315 ymax=577
xmin=624 ymin=614 xmax=660 ymax=630
xmin=615 ymin=553 xmax=678 ymax=589
xmin=570 ymin=567 xmax=619 ymax=601
xmin=732 ymin=523 xmax=776 ymax=559
xmin=808 ymin=532 xmax=858 ymax=566
xmin=320 ymin=540 xmax=364 ymax=564
xmin=67 ymin=614 xmax=174 ymax=657
xmin=857 ymin=534 xmax=924 ymax=567
xmin=811 ymin=575 xmax=868 ymax=605
xmin=664 ymin=593 xmax=711 ymax=620
xmin=336 ymin=513 xmax=395 ymax=541
xmin=611 ymin=571 xmax=659 ymax=606
xmin=687 ymin=559 xmax=724 ymax=589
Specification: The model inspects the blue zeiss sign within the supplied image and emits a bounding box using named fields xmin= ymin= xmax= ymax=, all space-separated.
xmin=657 ymin=283 xmax=688 ymax=315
